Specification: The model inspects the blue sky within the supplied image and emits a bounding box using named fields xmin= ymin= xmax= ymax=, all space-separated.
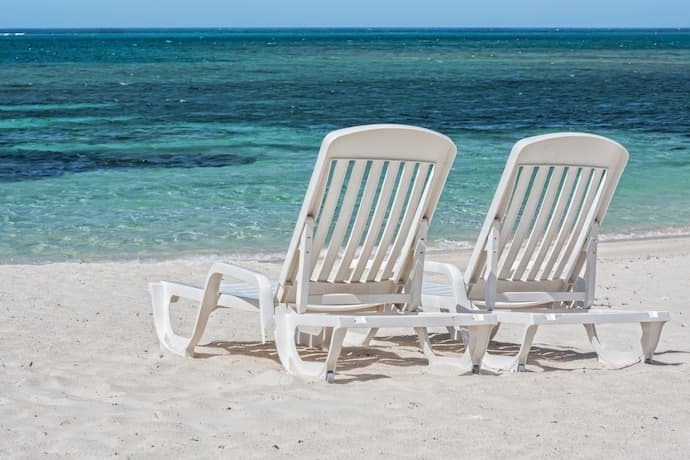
xmin=1 ymin=0 xmax=688 ymax=28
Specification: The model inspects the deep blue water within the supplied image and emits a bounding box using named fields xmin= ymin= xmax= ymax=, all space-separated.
xmin=1 ymin=28 xmax=689 ymax=263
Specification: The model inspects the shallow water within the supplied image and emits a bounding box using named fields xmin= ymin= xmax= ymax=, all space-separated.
xmin=1 ymin=28 xmax=689 ymax=263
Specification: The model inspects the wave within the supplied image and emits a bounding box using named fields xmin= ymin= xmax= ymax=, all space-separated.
xmin=426 ymin=227 xmax=690 ymax=254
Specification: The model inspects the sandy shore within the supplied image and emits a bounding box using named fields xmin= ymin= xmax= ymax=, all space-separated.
xmin=1 ymin=236 xmax=688 ymax=458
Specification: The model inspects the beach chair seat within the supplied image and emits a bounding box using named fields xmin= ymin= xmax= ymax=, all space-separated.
xmin=151 ymin=124 xmax=497 ymax=382
xmin=423 ymin=133 xmax=670 ymax=371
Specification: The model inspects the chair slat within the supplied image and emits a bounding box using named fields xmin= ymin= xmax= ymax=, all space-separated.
xmin=366 ymin=162 xmax=416 ymax=281
xmin=335 ymin=161 xmax=385 ymax=281
xmin=498 ymin=166 xmax=549 ymax=280
xmin=309 ymin=160 xmax=349 ymax=276
xmin=350 ymin=161 xmax=401 ymax=281
xmin=512 ymin=166 xmax=564 ymax=280
xmin=382 ymin=163 xmax=432 ymax=279
xmin=542 ymin=167 xmax=590 ymax=279
xmin=526 ymin=167 xmax=577 ymax=280
xmin=558 ymin=168 xmax=607 ymax=281
xmin=498 ymin=166 xmax=534 ymax=255
xmin=316 ymin=160 xmax=367 ymax=281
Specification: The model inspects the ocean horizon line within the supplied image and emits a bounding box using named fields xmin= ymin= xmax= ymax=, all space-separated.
xmin=3 ymin=26 xmax=690 ymax=34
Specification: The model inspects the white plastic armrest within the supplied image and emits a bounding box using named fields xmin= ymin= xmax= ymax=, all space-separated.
xmin=210 ymin=262 xmax=272 ymax=289
xmin=209 ymin=262 xmax=275 ymax=342
xmin=424 ymin=260 xmax=472 ymax=310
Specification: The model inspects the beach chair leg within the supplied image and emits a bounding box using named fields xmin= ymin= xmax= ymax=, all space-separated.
xmin=584 ymin=324 xmax=640 ymax=368
xmin=151 ymin=282 xmax=182 ymax=355
xmin=274 ymin=306 xmax=336 ymax=380
xmin=416 ymin=327 xmax=455 ymax=368
xmin=465 ymin=324 xmax=494 ymax=374
xmin=416 ymin=327 xmax=435 ymax=359
xmin=513 ymin=324 xmax=538 ymax=372
xmin=481 ymin=324 xmax=538 ymax=372
xmin=324 ymin=328 xmax=348 ymax=383
xmin=489 ymin=323 xmax=501 ymax=341
xmin=150 ymin=282 xmax=214 ymax=358
xmin=640 ymin=321 xmax=666 ymax=363
xmin=415 ymin=327 xmax=478 ymax=373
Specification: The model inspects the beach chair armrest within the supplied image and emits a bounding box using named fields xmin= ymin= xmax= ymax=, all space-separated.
xmin=209 ymin=262 xmax=275 ymax=340
xmin=424 ymin=260 xmax=463 ymax=283
xmin=423 ymin=260 xmax=471 ymax=309
xmin=210 ymin=262 xmax=272 ymax=291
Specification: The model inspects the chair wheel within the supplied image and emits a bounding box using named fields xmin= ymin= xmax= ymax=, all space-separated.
xmin=325 ymin=371 xmax=335 ymax=383
xmin=472 ymin=364 xmax=480 ymax=374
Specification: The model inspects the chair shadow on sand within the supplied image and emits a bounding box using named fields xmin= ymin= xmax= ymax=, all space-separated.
xmin=195 ymin=338 xmax=428 ymax=383
xmin=190 ymin=332 xmax=684 ymax=382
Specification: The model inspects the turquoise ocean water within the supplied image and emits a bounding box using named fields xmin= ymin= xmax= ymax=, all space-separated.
xmin=1 ymin=28 xmax=689 ymax=264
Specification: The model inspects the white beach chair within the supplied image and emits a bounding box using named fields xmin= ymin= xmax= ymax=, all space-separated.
xmin=423 ymin=133 xmax=670 ymax=371
xmin=151 ymin=124 xmax=497 ymax=382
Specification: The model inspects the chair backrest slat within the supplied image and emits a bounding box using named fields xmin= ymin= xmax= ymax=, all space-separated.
xmin=366 ymin=161 xmax=417 ymax=281
xmin=497 ymin=165 xmax=550 ymax=280
xmin=497 ymin=165 xmax=533 ymax=255
xmin=316 ymin=160 xmax=367 ymax=281
xmin=541 ymin=167 xmax=592 ymax=280
xmin=511 ymin=165 xmax=564 ymax=280
xmin=382 ymin=162 xmax=433 ymax=280
xmin=559 ymin=168 xmax=607 ymax=283
xmin=526 ymin=166 xmax=578 ymax=280
xmin=350 ymin=161 xmax=401 ymax=281
xmin=309 ymin=159 xmax=349 ymax=275
xmin=334 ymin=161 xmax=385 ymax=281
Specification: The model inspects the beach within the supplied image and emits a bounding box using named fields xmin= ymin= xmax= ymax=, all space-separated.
xmin=1 ymin=235 xmax=688 ymax=458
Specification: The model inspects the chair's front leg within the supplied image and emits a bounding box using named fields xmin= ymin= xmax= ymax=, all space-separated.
xmin=584 ymin=323 xmax=640 ymax=368
xmin=465 ymin=324 xmax=494 ymax=374
xmin=640 ymin=321 xmax=666 ymax=363
xmin=324 ymin=328 xmax=348 ymax=383
xmin=514 ymin=324 xmax=539 ymax=372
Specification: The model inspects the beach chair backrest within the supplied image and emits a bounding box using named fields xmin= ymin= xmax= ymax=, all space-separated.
xmin=465 ymin=133 xmax=628 ymax=306
xmin=278 ymin=125 xmax=456 ymax=311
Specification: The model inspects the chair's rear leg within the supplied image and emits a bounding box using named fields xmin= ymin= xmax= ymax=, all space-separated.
xmin=324 ymin=328 xmax=348 ymax=383
xmin=150 ymin=282 xmax=203 ymax=357
xmin=415 ymin=327 xmax=479 ymax=373
xmin=465 ymin=324 xmax=494 ymax=374
xmin=584 ymin=323 xmax=639 ymax=368
xmin=150 ymin=282 xmax=175 ymax=353
xmin=640 ymin=321 xmax=666 ymax=363
xmin=513 ymin=324 xmax=538 ymax=372
xmin=489 ymin=323 xmax=501 ymax=341
xmin=416 ymin=327 xmax=435 ymax=360
xmin=274 ymin=306 xmax=338 ymax=380
xmin=479 ymin=324 xmax=537 ymax=372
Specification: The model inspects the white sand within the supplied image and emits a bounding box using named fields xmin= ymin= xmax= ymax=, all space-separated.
xmin=1 ymin=237 xmax=689 ymax=458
